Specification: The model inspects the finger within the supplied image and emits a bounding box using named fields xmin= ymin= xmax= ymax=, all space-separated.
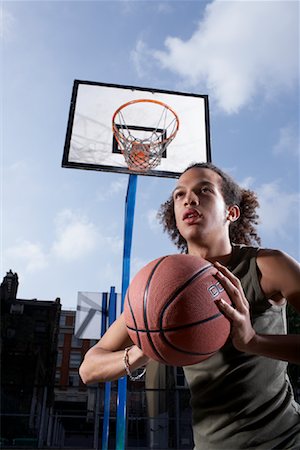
xmin=214 ymin=262 xmax=242 ymax=289
xmin=214 ymin=263 xmax=249 ymax=309
xmin=214 ymin=270 xmax=249 ymax=311
xmin=215 ymin=298 xmax=239 ymax=321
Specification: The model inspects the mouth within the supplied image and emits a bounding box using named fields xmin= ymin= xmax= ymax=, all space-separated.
xmin=182 ymin=209 xmax=201 ymax=223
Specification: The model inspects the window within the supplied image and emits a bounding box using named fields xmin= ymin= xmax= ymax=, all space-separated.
xmin=69 ymin=373 xmax=80 ymax=387
xmin=55 ymin=371 xmax=61 ymax=385
xmin=71 ymin=335 xmax=82 ymax=349
xmin=10 ymin=303 xmax=24 ymax=315
xmin=35 ymin=321 xmax=47 ymax=333
xmin=59 ymin=314 xmax=66 ymax=326
xmin=56 ymin=351 xmax=63 ymax=367
xmin=69 ymin=352 xmax=82 ymax=368
xmin=58 ymin=333 xmax=64 ymax=346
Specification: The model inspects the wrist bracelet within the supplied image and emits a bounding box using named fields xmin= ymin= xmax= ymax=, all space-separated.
xmin=123 ymin=347 xmax=146 ymax=381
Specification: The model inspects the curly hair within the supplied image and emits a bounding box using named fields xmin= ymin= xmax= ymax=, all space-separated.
xmin=157 ymin=162 xmax=261 ymax=253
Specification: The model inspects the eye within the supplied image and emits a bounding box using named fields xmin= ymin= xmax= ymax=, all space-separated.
xmin=173 ymin=190 xmax=184 ymax=200
xmin=199 ymin=186 xmax=212 ymax=194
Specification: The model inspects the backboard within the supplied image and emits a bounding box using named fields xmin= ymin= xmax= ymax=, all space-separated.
xmin=75 ymin=291 xmax=122 ymax=340
xmin=62 ymin=80 xmax=211 ymax=178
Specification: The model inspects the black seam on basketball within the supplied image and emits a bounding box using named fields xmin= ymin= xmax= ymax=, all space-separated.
xmin=126 ymin=311 xmax=223 ymax=333
xmin=126 ymin=290 xmax=142 ymax=348
xmin=143 ymin=256 xmax=169 ymax=363
xmin=159 ymin=263 xmax=213 ymax=332
xmin=160 ymin=335 xmax=217 ymax=356
xmin=161 ymin=313 xmax=224 ymax=356
xmin=158 ymin=264 xmax=220 ymax=358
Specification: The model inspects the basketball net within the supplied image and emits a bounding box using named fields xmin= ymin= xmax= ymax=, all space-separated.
xmin=112 ymin=99 xmax=179 ymax=172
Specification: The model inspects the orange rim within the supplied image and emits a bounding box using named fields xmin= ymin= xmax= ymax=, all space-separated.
xmin=112 ymin=98 xmax=180 ymax=146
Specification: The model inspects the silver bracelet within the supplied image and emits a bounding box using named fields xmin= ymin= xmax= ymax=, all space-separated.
xmin=123 ymin=347 xmax=146 ymax=381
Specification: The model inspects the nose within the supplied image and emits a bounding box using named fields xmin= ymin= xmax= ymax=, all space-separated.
xmin=184 ymin=190 xmax=199 ymax=206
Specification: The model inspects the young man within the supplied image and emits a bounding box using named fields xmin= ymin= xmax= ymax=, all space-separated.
xmin=80 ymin=163 xmax=300 ymax=449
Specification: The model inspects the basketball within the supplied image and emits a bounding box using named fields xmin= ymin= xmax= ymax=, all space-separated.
xmin=124 ymin=254 xmax=231 ymax=366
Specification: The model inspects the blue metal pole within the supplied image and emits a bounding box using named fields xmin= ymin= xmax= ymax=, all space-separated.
xmin=102 ymin=287 xmax=117 ymax=450
xmin=116 ymin=174 xmax=138 ymax=450
xmin=97 ymin=292 xmax=108 ymax=450
xmin=101 ymin=292 xmax=108 ymax=338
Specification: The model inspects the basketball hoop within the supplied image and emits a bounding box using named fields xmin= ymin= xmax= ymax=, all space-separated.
xmin=112 ymin=99 xmax=179 ymax=171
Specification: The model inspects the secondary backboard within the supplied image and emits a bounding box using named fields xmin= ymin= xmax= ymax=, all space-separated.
xmin=62 ymin=80 xmax=211 ymax=178
xmin=75 ymin=291 xmax=122 ymax=340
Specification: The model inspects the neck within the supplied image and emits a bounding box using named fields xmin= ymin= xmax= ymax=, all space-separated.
xmin=187 ymin=239 xmax=233 ymax=265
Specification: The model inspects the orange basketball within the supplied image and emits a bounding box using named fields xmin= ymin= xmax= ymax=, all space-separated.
xmin=124 ymin=254 xmax=231 ymax=366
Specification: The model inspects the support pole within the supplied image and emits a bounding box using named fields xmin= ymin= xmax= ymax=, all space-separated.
xmin=116 ymin=174 xmax=138 ymax=450
xmin=102 ymin=288 xmax=117 ymax=450
xmin=97 ymin=292 xmax=108 ymax=449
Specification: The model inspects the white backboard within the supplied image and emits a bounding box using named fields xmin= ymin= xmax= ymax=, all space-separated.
xmin=75 ymin=291 xmax=122 ymax=340
xmin=62 ymin=80 xmax=211 ymax=178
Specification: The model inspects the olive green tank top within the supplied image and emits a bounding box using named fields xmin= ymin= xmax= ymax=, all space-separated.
xmin=183 ymin=245 xmax=300 ymax=449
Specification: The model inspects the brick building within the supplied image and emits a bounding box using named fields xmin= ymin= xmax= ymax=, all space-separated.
xmin=51 ymin=309 xmax=97 ymax=448
xmin=0 ymin=270 xmax=61 ymax=447
xmin=52 ymin=308 xmax=193 ymax=449
xmin=0 ymin=273 xmax=193 ymax=449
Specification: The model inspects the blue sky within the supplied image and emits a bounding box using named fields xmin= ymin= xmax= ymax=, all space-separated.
xmin=2 ymin=0 xmax=299 ymax=310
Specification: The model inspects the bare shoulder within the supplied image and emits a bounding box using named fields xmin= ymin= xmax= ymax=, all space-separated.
xmin=257 ymin=249 xmax=300 ymax=309
xmin=257 ymin=248 xmax=300 ymax=274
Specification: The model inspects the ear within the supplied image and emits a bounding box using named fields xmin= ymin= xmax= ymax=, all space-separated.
xmin=226 ymin=205 xmax=240 ymax=222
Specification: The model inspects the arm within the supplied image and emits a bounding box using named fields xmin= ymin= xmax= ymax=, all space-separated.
xmin=79 ymin=312 xmax=150 ymax=384
xmin=214 ymin=251 xmax=300 ymax=365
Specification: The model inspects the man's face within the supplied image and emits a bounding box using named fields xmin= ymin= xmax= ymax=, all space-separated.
xmin=173 ymin=167 xmax=229 ymax=247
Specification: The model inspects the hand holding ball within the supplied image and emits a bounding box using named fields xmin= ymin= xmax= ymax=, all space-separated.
xmin=124 ymin=254 xmax=231 ymax=366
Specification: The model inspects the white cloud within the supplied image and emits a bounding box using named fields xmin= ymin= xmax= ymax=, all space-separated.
xmin=5 ymin=240 xmax=48 ymax=273
xmin=131 ymin=39 xmax=155 ymax=78
xmin=138 ymin=0 xmax=298 ymax=113
xmin=146 ymin=208 xmax=160 ymax=232
xmin=157 ymin=3 xmax=173 ymax=14
xmin=96 ymin=262 xmax=122 ymax=291
xmin=52 ymin=210 xmax=99 ymax=261
xmin=0 ymin=8 xmax=16 ymax=40
xmin=96 ymin=179 xmax=127 ymax=202
xmin=4 ymin=208 xmax=123 ymax=280
xmin=102 ymin=236 xmax=123 ymax=254
xmin=51 ymin=209 xmax=123 ymax=261
xmin=273 ymin=123 xmax=299 ymax=157
xmin=239 ymin=176 xmax=255 ymax=189
xmin=119 ymin=0 xmax=137 ymax=15
xmin=257 ymin=181 xmax=300 ymax=237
